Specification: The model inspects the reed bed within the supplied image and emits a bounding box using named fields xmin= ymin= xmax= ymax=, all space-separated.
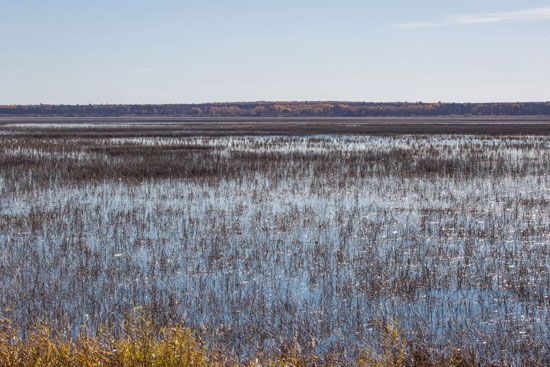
xmin=0 ymin=131 xmax=549 ymax=366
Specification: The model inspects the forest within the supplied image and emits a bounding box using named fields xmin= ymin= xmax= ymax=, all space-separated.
xmin=2 ymin=101 xmax=550 ymax=117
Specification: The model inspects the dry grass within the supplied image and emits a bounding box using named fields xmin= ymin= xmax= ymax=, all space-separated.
xmin=0 ymin=317 xmax=483 ymax=367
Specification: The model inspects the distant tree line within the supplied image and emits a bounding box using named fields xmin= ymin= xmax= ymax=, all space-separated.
xmin=2 ymin=102 xmax=550 ymax=117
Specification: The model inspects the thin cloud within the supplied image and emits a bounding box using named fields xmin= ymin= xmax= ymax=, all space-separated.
xmin=394 ymin=7 xmax=550 ymax=29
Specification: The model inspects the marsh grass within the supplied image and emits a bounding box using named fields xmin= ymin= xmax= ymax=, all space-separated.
xmin=0 ymin=317 xmax=483 ymax=367
xmin=0 ymin=131 xmax=549 ymax=365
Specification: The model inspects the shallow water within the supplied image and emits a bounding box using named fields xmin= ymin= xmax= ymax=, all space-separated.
xmin=0 ymin=134 xmax=549 ymax=363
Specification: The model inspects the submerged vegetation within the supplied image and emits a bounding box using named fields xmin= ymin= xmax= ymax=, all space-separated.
xmin=0 ymin=125 xmax=549 ymax=366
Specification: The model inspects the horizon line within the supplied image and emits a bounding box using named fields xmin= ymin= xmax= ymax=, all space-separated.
xmin=2 ymin=101 xmax=550 ymax=106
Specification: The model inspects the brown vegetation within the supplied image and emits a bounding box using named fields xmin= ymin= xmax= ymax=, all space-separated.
xmin=0 ymin=125 xmax=549 ymax=366
xmin=2 ymin=117 xmax=550 ymax=137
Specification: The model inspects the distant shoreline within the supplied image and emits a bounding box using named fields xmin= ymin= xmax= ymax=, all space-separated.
xmin=2 ymin=102 xmax=550 ymax=119
xmin=2 ymin=115 xmax=550 ymax=122
xmin=2 ymin=116 xmax=550 ymax=136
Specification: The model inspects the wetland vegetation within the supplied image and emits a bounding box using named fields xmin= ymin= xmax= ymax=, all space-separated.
xmin=0 ymin=123 xmax=549 ymax=366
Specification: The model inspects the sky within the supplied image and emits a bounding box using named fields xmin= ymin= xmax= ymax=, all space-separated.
xmin=1 ymin=0 xmax=550 ymax=104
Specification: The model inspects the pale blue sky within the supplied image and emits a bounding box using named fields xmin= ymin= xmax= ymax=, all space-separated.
xmin=1 ymin=0 xmax=550 ymax=104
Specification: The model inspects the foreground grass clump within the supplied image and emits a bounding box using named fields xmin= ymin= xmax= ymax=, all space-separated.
xmin=0 ymin=318 xmax=216 ymax=367
xmin=0 ymin=318 xmax=480 ymax=367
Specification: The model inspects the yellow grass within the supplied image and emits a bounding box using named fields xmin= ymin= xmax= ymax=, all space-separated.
xmin=0 ymin=317 xmax=479 ymax=367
